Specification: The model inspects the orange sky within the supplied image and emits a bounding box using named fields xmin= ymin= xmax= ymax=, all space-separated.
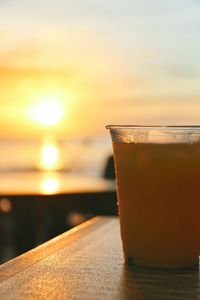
xmin=1 ymin=0 xmax=200 ymax=138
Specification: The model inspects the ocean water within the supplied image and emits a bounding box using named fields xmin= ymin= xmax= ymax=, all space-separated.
xmin=0 ymin=136 xmax=114 ymax=263
xmin=0 ymin=136 xmax=112 ymax=177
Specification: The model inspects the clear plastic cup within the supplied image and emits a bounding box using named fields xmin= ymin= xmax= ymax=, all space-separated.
xmin=106 ymin=125 xmax=200 ymax=268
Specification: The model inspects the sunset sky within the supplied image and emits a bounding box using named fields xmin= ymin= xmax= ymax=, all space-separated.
xmin=1 ymin=0 xmax=200 ymax=137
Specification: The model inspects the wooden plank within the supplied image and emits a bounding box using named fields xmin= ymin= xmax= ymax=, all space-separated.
xmin=0 ymin=216 xmax=199 ymax=300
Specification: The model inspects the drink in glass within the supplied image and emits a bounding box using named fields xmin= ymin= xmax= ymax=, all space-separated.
xmin=106 ymin=125 xmax=200 ymax=268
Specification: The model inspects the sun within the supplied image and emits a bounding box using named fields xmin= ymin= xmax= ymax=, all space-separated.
xmin=31 ymin=93 xmax=64 ymax=126
xmin=34 ymin=101 xmax=63 ymax=126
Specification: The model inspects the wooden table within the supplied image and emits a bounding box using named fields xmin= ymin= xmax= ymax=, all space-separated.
xmin=0 ymin=217 xmax=199 ymax=299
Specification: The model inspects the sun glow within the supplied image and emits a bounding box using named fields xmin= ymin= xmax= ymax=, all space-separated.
xmin=34 ymin=101 xmax=63 ymax=126
xmin=31 ymin=93 xmax=65 ymax=126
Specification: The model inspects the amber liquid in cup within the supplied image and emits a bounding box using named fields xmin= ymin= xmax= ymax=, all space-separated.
xmin=112 ymin=136 xmax=200 ymax=268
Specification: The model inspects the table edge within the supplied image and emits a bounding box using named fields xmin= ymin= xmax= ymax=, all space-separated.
xmin=0 ymin=216 xmax=117 ymax=282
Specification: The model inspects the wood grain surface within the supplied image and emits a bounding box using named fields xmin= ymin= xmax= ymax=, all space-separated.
xmin=0 ymin=216 xmax=199 ymax=299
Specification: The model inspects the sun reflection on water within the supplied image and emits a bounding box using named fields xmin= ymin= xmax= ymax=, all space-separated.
xmin=40 ymin=173 xmax=60 ymax=195
xmin=39 ymin=137 xmax=61 ymax=171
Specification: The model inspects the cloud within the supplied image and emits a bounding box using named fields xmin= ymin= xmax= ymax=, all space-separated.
xmin=0 ymin=43 xmax=38 ymax=65
xmin=166 ymin=65 xmax=198 ymax=78
xmin=0 ymin=64 xmax=78 ymax=108
xmin=0 ymin=0 xmax=13 ymax=6
xmin=0 ymin=65 xmax=76 ymax=78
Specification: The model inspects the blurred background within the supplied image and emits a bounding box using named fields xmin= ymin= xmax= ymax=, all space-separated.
xmin=0 ymin=0 xmax=200 ymax=263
